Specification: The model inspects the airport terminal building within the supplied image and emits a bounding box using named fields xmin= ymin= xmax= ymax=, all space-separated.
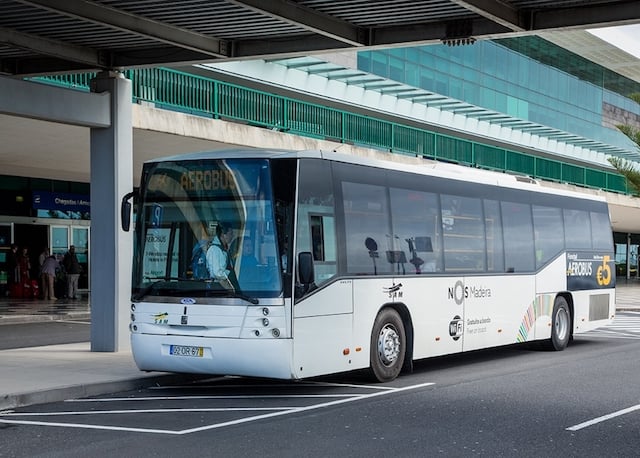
xmin=1 ymin=30 xmax=640 ymax=296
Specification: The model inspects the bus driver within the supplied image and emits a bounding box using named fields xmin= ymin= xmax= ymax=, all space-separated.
xmin=206 ymin=224 xmax=235 ymax=288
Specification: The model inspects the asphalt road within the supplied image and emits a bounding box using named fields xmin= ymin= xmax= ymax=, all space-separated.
xmin=1 ymin=315 xmax=640 ymax=458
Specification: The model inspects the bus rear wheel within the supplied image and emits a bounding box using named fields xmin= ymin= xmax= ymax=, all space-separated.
xmin=546 ymin=296 xmax=571 ymax=351
xmin=370 ymin=308 xmax=406 ymax=382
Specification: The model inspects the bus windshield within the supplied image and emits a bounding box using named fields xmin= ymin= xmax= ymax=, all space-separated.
xmin=132 ymin=158 xmax=283 ymax=301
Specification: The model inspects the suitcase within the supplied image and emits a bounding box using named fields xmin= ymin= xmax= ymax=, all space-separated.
xmin=30 ymin=279 xmax=39 ymax=298
xmin=22 ymin=280 xmax=32 ymax=299
xmin=10 ymin=282 xmax=23 ymax=298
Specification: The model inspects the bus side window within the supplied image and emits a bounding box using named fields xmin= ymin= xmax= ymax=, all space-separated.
xmin=310 ymin=214 xmax=336 ymax=262
xmin=484 ymin=200 xmax=504 ymax=272
xmin=441 ymin=194 xmax=485 ymax=272
xmin=389 ymin=187 xmax=442 ymax=274
xmin=591 ymin=210 xmax=613 ymax=250
xmin=296 ymin=159 xmax=336 ymax=292
xmin=502 ymin=201 xmax=534 ymax=272
xmin=564 ymin=209 xmax=591 ymax=250
xmin=342 ymin=181 xmax=391 ymax=275
xmin=307 ymin=214 xmax=337 ymax=285
xmin=533 ymin=205 xmax=564 ymax=268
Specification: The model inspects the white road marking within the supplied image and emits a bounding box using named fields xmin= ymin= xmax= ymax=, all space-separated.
xmin=57 ymin=320 xmax=91 ymax=325
xmin=1 ymin=407 xmax=292 ymax=416
xmin=306 ymin=381 xmax=396 ymax=390
xmin=65 ymin=394 xmax=365 ymax=402
xmin=180 ymin=382 xmax=435 ymax=435
xmin=0 ymin=382 xmax=435 ymax=435
xmin=146 ymin=380 xmax=395 ymax=391
xmin=567 ymin=404 xmax=640 ymax=431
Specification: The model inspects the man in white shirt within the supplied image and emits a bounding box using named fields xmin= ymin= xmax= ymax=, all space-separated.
xmin=206 ymin=224 xmax=234 ymax=282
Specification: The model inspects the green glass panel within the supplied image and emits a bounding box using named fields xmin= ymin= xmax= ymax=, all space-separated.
xmin=585 ymin=169 xmax=607 ymax=189
xmin=436 ymin=136 xmax=472 ymax=164
xmin=561 ymin=163 xmax=584 ymax=185
xmin=535 ymin=158 xmax=562 ymax=181
xmin=506 ymin=151 xmax=535 ymax=175
xmin=344 ymin=114 xmax=391 ymax=149
xmin=393 ymin=126 xmax=435 ymax=157
xmin=474 ymin=145 xmax=505 ymax=169
xmin=607 ymin=173 xmax=628 ymax=194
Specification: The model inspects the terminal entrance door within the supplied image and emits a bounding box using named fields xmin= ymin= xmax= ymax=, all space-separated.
xmin=72 ymin=227 xmax=89 ymax=289
xmin=51 ymin=225 xmax=90 ymax=290
xmin=14 ymin=224 xmax=48 ymax=279
xmin=0 ymin=223 xmax=13 ymax=296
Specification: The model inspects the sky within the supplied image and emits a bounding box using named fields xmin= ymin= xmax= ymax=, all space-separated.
xmin=587 ymin=23 xmax=640 ymax=59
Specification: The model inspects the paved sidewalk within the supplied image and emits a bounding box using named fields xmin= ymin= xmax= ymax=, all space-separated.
xmin=0 ymin=343 xmax=204 ymax=410
xmin=613 ymin=280 xmax=640 ymax=311
xmin=0 ymin=283 xmax=638 ymax=411
xmin=0 ymin=293 xmax=206 ymax=410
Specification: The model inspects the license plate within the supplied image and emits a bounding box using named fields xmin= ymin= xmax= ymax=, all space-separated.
xmin=169 ymin=345 xmax=204 ymax=357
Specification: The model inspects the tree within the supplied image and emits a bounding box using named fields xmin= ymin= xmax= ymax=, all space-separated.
xmin=608 ymin=92 xmax=640 ymax=195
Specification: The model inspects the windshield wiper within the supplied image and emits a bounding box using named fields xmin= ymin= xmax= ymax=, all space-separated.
xmin=216 ymin=290 xmax=260 ymax=305
xmin=134 ymin=277 xmax=259 ymax=304
xmin=194 ymin=279 xmax=259 ymax=304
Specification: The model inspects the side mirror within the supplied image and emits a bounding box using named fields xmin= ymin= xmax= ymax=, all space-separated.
xmin=121 ymin=191 xmax=135 ymax=232
xmin=298 ymin=251 xmax=315 ymax=286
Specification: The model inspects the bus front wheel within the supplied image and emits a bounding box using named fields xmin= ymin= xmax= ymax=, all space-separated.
xmin=547 ymin=296 xmax=571 ymax=351
xmin=370 ymin=308 xmax=406 ymax=382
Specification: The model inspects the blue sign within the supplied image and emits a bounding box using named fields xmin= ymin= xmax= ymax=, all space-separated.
xmin=32 ymin=191 xmax=90 ymax=213
xmin=151 ymin=204 xmax=163 ymax=227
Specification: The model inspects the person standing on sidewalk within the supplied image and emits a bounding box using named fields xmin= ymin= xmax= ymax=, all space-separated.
xmin=63 ymin=245 xmax=82 ymax=300
xmin=6 ymin=244 xmax=18 ymax=297
xmin=40 ymin=254 xmax=58 ymax=301
xmin=38 ymin=246 xmax=50 ymax=299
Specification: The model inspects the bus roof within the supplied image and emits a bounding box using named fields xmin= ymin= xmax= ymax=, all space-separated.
xmin=147 ymin=148 xmax=607 ymax=203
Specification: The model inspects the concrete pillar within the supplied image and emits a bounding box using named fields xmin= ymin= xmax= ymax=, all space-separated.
xmin=627 ymin=233 xmax=631 ymax=280
xmin=89 ymin=71 xmax=133 ymax=351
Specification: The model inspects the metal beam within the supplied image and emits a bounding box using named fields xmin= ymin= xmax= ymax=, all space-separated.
xmin=371 ymin=17 xmax=510 ymax=47
xmin=0 ymin=26 xmax=105 ymax=68
xmin=233 ymin=34 xmax=352 ymax=58
xmin=532 ymin=1 xmax=640 ymax=30
xmin=17 ymin=0 xmax=229 ymax=57
xmin=229 ymin=0 xmax=365 ymax=46
xmin=0 ymin=76 xmax=110 ymax=127
xmin=449 ymin=0 xmax=525 ymax=32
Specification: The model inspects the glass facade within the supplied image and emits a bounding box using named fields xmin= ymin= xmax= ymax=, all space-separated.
xmin=359 ymin=38 xmax=640 ymax=280
xmin=358 ymin=40 xmax=640 ymax=151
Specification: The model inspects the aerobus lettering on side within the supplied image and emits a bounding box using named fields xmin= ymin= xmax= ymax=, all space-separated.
xmin=447 ymin=280 xmax=492 ymax=305
xmin=566 ymin=253 xmax=613 ymax=290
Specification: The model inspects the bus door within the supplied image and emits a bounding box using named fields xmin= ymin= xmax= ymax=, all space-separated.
xmin=292 ymin=214 xmax=355 ymax=378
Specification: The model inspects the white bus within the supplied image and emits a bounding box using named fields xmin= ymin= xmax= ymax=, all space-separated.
xmin=122 ymin=149 xmax=615 ymax=382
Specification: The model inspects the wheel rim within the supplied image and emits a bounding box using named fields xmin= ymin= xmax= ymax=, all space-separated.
xmin=377 ymin=324 xmax=401 ymax=366
xmin=555 ymin=307 xmax=569 ymax=341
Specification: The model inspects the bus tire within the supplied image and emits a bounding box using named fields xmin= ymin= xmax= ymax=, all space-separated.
xmin=547 ymin=296 xmax=571 ymax=351
xmin=370 ymin=308 xmax=406 ymax=382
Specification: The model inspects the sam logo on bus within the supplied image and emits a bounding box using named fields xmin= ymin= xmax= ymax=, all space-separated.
xmin=383 ymin=282 xmax=403 ymax=300
xmin=153 ymin=312 xmax=169 ymax=325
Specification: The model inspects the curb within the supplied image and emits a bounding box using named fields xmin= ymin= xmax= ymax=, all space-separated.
xmin=0 ymin=373 xmax=211 ymax=411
